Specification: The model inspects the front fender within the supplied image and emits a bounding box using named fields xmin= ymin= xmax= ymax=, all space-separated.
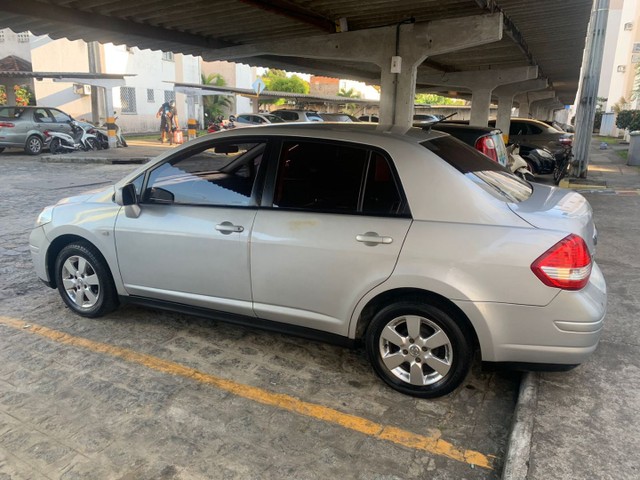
xmin=43 ymin=202 xmax=125 ymax=295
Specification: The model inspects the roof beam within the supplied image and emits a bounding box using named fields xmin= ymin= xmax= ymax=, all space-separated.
xmin=0 ymin=1 xmax=232 ymax=50
xmin=201 ymin=13 xmax=503 ymax=63
xmin=236 ymin=0 xmax=335 ymax=32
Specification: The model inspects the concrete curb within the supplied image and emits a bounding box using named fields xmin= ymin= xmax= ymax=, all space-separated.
xmin=501 ymin=372 xmax=538 ymax=480
xmin=559 ymin=178 xmax=607 ymax=190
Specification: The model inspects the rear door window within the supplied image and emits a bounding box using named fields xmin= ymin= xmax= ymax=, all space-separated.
xmin=34 ymin=108 xmax=54 ymax=123
xmin=422 ymin=136 xmax=532 ymax=203
xmin=271 ymin=140 xmax=406 ymax=216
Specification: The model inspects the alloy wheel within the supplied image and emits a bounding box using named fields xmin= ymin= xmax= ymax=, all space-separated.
xmin=61 ymin=255 xmax=101 ymax=309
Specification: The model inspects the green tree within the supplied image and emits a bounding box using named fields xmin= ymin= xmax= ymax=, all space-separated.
xmin=201 ymin=73 xmax=233 ymax=120
xmin=259 ymin=69 xmax=310 ymax=107
xmin=338 ymin=87 xmax=361 ymax=114
xmin=415 ymin=93 xmax=467 ymax=106
xmin=615 ymin=109 xmax=640 ymax=131
xmin=0 ymin=85 xmax=6 ymax=105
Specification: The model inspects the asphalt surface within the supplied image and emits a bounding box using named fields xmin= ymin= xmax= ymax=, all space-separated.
xmin=0 ymin=137 xmax=638 ymax=479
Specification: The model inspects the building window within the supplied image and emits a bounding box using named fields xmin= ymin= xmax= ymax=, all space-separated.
xmin=164 ymin=90 xmax=175 ymax=103
xmin=120 ymin=87 xmax=137 ymax=114
xmin=17 ymin=32 xmax=30 ymax=43
xmin=617 ymin=65 xmax=627 ymax=73
xmin=625 ymin=22 xmax=633 ymax=31
xmin=0 ymin=31 xmax=4 ymax=43
xmin=147 ymin=89 xmax=155 ymax=103
xmin=162 ymin=51 xmax=174 ymax=61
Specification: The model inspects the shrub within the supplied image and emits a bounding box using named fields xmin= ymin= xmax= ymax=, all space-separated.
xmin=615 ymin=110 xmax=640 ymax=131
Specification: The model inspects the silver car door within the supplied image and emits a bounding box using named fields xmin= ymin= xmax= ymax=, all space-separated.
xmin=115 ymin=139 xmax=268 ymax=316
xmin=251 ymin=141 xmax=412 ymax=336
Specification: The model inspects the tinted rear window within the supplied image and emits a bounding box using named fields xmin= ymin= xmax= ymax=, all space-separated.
xmin=422 ymin=136 xmax=532 ymax=203
xmin=0 ymin=107 xmax=27 ymax=119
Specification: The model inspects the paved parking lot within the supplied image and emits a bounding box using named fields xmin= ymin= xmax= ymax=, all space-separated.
xmin=0 ymin=152 xmax=518 ymax=479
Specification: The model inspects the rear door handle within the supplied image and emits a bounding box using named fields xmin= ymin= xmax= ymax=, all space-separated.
xmin=356 ymin=232 xmax=393 ymax=246
xmin=216 ymin=221 xmax=244 ymax=234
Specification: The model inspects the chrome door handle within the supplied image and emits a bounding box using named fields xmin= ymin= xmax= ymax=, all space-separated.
xmin=216 ymin=221 xmax=244 ymax=234
xmin=356 ymin=232 xmax=393 ymax=246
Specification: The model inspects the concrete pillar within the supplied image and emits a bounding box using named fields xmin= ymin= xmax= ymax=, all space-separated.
xmin=187 ymin=95 xmax=196 ymax=141
xmin=470 ymin=88 xmax=493 ymax=127
xmin=515 ymin=90 xmax=554 ymax=118
xmin=203 ymin=13 xmax=504 ymax=132
xmin=105 ymin=88 xmax=117 ymax=149
xmin=493 ymin=78 xmax=548 ymax=141
xmin=418 ymin=66 xmax=538 ymax=127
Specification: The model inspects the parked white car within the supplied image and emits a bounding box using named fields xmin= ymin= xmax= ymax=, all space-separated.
xmin=271 ymin=109 xmax=324 ymax=122
xmin=235 ymin=113 xmax=286 ymax=125
xmin=30 ymin=124 xmax=606 ymax=398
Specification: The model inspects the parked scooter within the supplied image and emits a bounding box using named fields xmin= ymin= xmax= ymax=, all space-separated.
xmin=506 ymin=144 xmax=535 ymax=181
xmin=47 ymin=121 xmax=100 ymax=154
xmin=207 ymin=115 xmax=236 ymax=133
xmin=99 ymin=115 xmax=128 ymax=148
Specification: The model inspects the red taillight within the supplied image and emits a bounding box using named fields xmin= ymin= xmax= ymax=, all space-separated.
xmin=559 ymin=137 xmax=572 ymax=146
xmin=475 ymin=136 xmax=498 ymax=162
xmin=43 ymin=130 xmax=51 ymax=137
xmin=0 ymin=122 xmax=15 ymax=128
xmin=531 ymin=234 xmax=592 ymax=290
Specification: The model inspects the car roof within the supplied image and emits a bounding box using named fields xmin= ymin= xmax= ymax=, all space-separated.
xmin=433 ymin=124 xmax=499 ymax=134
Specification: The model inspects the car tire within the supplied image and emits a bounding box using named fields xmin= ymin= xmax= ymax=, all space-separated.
xmin=365 ymin=299 xmax=472 ymax=398
xmin=55 ymin=242 xmax=118 ymax=318
xmin=49 ymin=138 xmax=63 ymax=155
xmin=25 ymin=135 xmax=43 ymax=155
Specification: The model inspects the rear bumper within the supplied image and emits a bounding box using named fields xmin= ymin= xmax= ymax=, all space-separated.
xmin=455 ymin=262 xmax=607 ymax=365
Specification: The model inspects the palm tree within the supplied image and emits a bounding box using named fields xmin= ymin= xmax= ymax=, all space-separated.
xmin=201 ymin=73 xmax=233 ymax=120
xmin=337 ymin=87 xmax=361 ymax=115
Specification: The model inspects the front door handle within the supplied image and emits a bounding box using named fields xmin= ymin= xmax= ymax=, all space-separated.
xmin=356 ymin=232 xmax=393 ymax=246
xmin=216 ymin=221 xmax=244 ymax=234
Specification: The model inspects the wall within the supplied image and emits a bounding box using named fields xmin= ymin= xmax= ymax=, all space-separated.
xmin=30 ymin=36 xmax=93 ymax=119
xmin=103 ymin=45 xmax=201 ymax=132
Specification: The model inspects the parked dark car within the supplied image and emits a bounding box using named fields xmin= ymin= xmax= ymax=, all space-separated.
xmin=0 ymin=106 xmax=75 ymax=155
xmin=489 ymin=118 xmax=572 ymax=161
xmin=432 ymin=123 xmax=509 ymax=167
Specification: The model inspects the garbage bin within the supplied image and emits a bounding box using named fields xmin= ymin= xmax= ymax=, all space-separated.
xmin=628 ymin=131 xmax=640 ymax=166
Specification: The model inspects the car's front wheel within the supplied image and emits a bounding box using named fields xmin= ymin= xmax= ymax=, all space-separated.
xmin=25 ymin=135 xmax=43 ymax=155
xmin=55 ymin=242 xmax=118 ymax=317
xmin=365 ymin=300 xmax=472 ymax=398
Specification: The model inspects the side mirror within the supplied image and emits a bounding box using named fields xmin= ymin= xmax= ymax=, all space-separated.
xmin=115 ymin=183 xmax=137 ymax=206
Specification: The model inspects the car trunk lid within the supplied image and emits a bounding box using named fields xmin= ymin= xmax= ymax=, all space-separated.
xmin=508 ymin=183 xmax=597 ymax=254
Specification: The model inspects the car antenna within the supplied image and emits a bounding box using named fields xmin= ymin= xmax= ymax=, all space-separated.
xmin=421 ymin=112 xmax=457 ymax=131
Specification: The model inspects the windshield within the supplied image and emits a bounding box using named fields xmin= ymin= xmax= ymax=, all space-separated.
xmin=421 ymin=136 xmax=532 ymax=203
xmin=264 ymin=114 xmax=285 ymax=123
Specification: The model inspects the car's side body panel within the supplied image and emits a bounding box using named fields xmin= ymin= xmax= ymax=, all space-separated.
xmin=251 ymin=210 xmax=412 ymax=336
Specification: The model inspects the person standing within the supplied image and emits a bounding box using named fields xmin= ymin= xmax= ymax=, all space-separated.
xmin=156 ymin=99 xmax=178 ymax=144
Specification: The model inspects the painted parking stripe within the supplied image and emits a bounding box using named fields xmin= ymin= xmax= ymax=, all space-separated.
xmin=0 ymin=316 xmax=493 ymax=469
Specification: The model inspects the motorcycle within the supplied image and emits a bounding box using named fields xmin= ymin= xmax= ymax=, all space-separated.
xmin=506 ymin=144 xmax=535 ymax=181
xmin=99 ymin=114 xmax=128 ymax=148
xmin=46 ymin=121 xmax=100 ymax=154
xmin=207 ymin=115 xmax=236 ymax=133
xmin=553 ymin=142 xmax=574 ymax=185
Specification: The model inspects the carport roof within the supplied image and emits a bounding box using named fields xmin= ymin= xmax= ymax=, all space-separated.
xmin=0 ymin=1 xmax=593 ymax=104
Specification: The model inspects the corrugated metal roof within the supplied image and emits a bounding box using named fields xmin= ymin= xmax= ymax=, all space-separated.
xmin=0 ymin=0 xmax=593 ymax=104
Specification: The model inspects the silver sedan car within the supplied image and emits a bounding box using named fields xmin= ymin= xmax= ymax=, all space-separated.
xmin=29 ymin=124 xmax=606 ymax=398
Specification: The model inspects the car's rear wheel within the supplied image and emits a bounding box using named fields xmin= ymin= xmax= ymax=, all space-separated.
xmin=25 ymin=135 xmax=43 ymax=155
xmin=55 ymin=242 xmax=118 ymax=317
xmin=365 ymin=300 xmax=472 ymax=398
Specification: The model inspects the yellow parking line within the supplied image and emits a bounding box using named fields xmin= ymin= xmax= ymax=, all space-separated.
xmin=0 ymin=316 xmax=493 ymax=469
